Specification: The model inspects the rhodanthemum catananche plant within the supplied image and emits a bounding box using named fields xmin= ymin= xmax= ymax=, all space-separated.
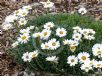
xmin=9 ymin=13 xmax=102 ymax=76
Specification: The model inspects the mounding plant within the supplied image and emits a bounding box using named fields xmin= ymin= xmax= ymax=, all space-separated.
xmin=9 ymin=13 xmax=102 ymax=76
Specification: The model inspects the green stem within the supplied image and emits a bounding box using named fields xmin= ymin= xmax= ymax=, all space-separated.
xmin=35 ymin=58 xmax=44 ymax=70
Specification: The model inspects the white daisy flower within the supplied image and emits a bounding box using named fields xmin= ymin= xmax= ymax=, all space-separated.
xmin=32 ymin=32 xmax=41 ymax=38
xmin=69 ymin=45 xmax=77 ymax=52
xmin=92 ymin=44 xmax=102 ymax=56
xmin=29 ymin=50 xmax=39 ymax=58
xmin=56 ymin=28 xmax=67 ymax=37
xmin=84 ymin=59 xmax=96 ymax=66
xmin=44 ymin=22 xmax=54 ymax=29
xmin=18 ymin=18 xmax=27 ymax=26
xmin=22 ymin=5 xmax=32 ymax=10
xmin=78 ymin=52 xmax=90 ymax=63
xmin=78 ymin=7 xmax=87 ymax=15
xmin=80 ymin=29 xmax=89 ymax=35
xmin=80 ymin=63 xmax=92 ymax=72
xmin=41 ymin=42 xmax=49 ymax=50
xmin=18 ymin=33 xmax=30 ymax=43
xmin=29 ymin=26 xmax=35 ymax=30
xmin=48 ymin=38 xmax=60 ymax=50
xmin=67 ymin=55 xmax=78 ymax=66
xmin=5 ymin=15 xmax=18 ymax=23
xmin=41 ymin=29 xmax=51 ymax=40
xmin=20 ymin=28 xmax=30 ymax=34
xmin=84 ymin=35 xmax=95 ymax=40
xmin=2 ymin=23 xmax=13 ymax=30
xmin=13 ymin=9 xmax=23 ymax=16
xmin=22 ymin=52 xmax=32 ymax=62
xmin=93 ymin=61 xmax=102 ymax=69
xmin=72 ymin=26 xmax=82 ymax=33
xmin=88 ymin=29 xmax=95 ymax=34
xmin=69 ymin=39 xmax=79 ymax=46
xmin=40 ymin=0 xmax=54 ymax=8
xmin=12 ymin=41 xmax=19 ymax=48
xmin=46 ymin=56 xmax=58 ymax=63
xmin=63 ymin=39 xmax=69 ymax=45
xmin=19 ymin=9 xmax=29 ymax=17
xmin=72 ymin=33 xmax=82 ymax=41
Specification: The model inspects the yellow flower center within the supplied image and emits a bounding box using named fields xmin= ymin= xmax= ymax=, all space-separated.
xmin=21 ymin=20 xmax=24 ymax=23
xmin=15 ymin=11 xmax=19 ymax=14
xmin=21 ymin=36 xmax=27 ymax=40
xmin=70 ymin=46 xmax=76 ymax=52
xmin=32 ymin=54 xmax=36 ymax=58
xmin=48 ymin=25 xmax=51 ymax=27
xmin=45 ymin=45 xmax=49 ymax=48
xmin=83 ymin=31 xmax=87 ymax=34
xmin=81 ymin=56 xmax=86 ymax=60
xmin=22 ymin=12 xmax=26 ymax=16
xmin=97 ymin=64 xmax=101 ymax=67
xmin=85 ymin=67 xmax=89 ymax=69
xmin=59 ymin=31 xmax=63 ymax=34
xmin=52 ymin=42 xmax=56 ymax=46
xmin=75 ymin=36 xmax=79 ymax=38
xmin=44 ymin=32 xmax=48 ymax=36
xmin=71 ymin=59 xmax=75 ymax=63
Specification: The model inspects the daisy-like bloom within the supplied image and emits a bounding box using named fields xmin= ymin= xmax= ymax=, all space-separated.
xmin=18 ymin=33 xmax=30 ymax=43
xmin=63 ymin=39 xmax=69 ymax=45
xmin=92 ymin=44 xmax=102 ymax=56
xmin=12 ymin=41 xmax=19 ymax=48
xmin=81 ymin=29 xmax=95 ymax=36
xmin=22 ymin=52 xmax=32 ymax=62
xmin=18 ymin=18 xmax=27 ymax=26
xmin=84 ymin=35 xmax=95 ymax=40
xmin=67 ymin=55 xmax=78 ymax=66
xmin=72 ymin=26 xmax=82 ymax=33
xmin=19 ymin=9 xmax=29 ymax=17
xmin=84 ymin=59 xmax=96 ymax=66
xmin=78 ymin=52 xmax=90 ymax=63
xmin=69 ymin=45 xmax=76 ymax=52
xmin=41 ymin=29 xmax=51 ymax=40
xmin=13 ymin=9 xmax=23 ymax=16
xmin=80 ymin=63 xmax=92 ymax=72
xmin=80 ymin=29 xmax=89 ymax=35
xmin=20 ymin=28 xmax=30 ymax=34
xmin=44 ymin=22 xmax=54 ymax=29
xmin=5 ymin=15 xmax=18 ymax=23
xmin=22 ymin=5 xmax=32 ymax=10
xmin=46 ymin=56 xmax=58 ymax=63
xmin=40 ymin=0 xmax=54 ymax=9
xmin=2 ymin=23 xmax=13 ymax=30
xmin=69 ymin=39 xmax=79 ymax=46
xmin=29 ymin=50 xmax=39 ymax=58
xmin=78 ymin=7 xmax=87 ymax=15
xmin=32 ymin=32 xmax=41 ymax=38
xmin=56 ymin=28 xmax=67 ymax=37
xmin=72 ymin=33 xmax=82 ymax=41
xmin=41 ymin=42 xmax=49 ymax=50
xmin=29 ymin=26 xmax=35 ymax=30
xmin=93 ymin=61 xmax=102 ymax=69
xmin=48 ymin=38 xmax=60 ymax=50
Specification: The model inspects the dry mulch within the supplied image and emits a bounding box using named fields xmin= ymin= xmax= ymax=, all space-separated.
xmin=0 ymin=0 xmax=102 ymax=76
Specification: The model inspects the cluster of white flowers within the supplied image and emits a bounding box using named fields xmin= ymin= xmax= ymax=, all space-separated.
xmin=72 ymin=26 xmax=95 ymax=40
xmin=92 ymin=43 xmax=102 ymax=57
xmin=67 ymin=51 xmax=102 ymax=72
xmin=40 ymin=0 xmax=54 ymax=9
xmin=1 ymin=5 xmax=32 ymax=30
xmin=12 ymin=26 xmax=34 ymax=48
xmin=22 ymin=50 xmax=39 ymax=62
xmin=12 ymin=22 xmax=102 ymax=73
